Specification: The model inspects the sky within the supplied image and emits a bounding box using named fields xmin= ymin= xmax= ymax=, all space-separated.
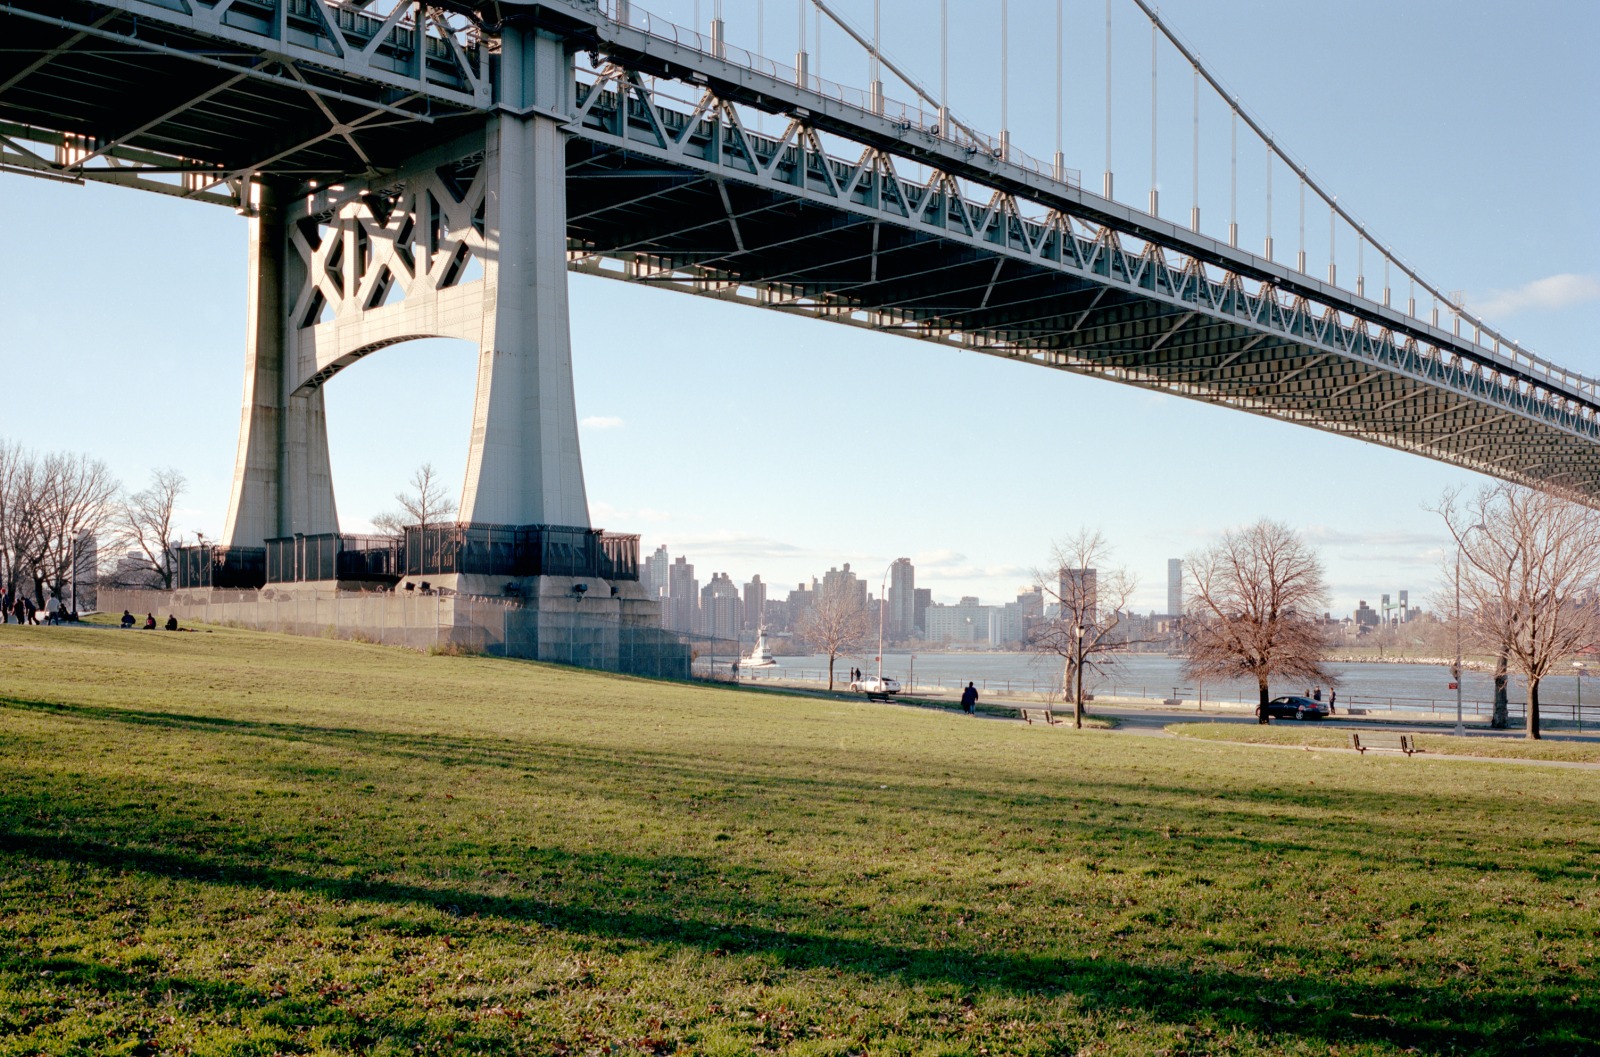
xmin=1 ymin=0 xmax=1597 ymax=616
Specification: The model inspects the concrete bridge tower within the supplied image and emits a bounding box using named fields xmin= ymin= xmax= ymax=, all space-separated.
xmin=222 ymin=23 xmax=588 ymax=555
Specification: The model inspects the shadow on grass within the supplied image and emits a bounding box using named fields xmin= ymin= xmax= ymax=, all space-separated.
xmin=3 ymin=823 xmax=1597 ymax=1055
xmin=5 ymin=695 xmax=1596 ymax=886
xmin=5 ymin=695 xmax=1600 ymax=1054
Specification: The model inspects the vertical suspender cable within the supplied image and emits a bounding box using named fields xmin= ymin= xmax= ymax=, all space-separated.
xmin=1229 ymin=109 xmax=1237 ymax=247
xmin=1191 ymin=65 xmax=1199 ymax=231
xmin=1356 ymin=237 xmax=1364 ymax=297
xmin=1001 ymin=0 xmax=1010 ymax=159
xmin=1329 ymin=202 xmax=1337 ymax=286
xmin=755 ymin=0 xmax=764 ymax=130
xmin=1297 ymin=177 xmax=1306 ymax=273
xmin=941 ymin=0 xmax=949 ymax=138
xmin=1149 ymin=19 xmax=1157 ymax=217
xmin=1264 ymin=149 xmax=1273 ymax=260
xmin=796 ymin=0 xmax=806 ymax=88
xmin=870 ymin=0 xmax=882 ymax=113
xmin=1054 ymin=0 xmax=1063 ymax=177
xmin=1103 ymin=0 xmax=1112 ymax=199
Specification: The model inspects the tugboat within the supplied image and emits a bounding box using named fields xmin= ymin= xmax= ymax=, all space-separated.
xmin=742 ymin=627 xmax=778 ymax=668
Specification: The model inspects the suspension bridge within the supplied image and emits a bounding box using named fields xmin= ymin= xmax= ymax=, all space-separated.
xmin=1 ymin=0 xmax=1593 ymax=580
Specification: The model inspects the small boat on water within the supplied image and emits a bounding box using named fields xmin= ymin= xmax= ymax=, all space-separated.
xmin=742 ymin=627 xmax=778 ymax=667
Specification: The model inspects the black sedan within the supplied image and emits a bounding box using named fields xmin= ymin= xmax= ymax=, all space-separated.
xmin=1263 ymin=695 xmax=1330 ymax=720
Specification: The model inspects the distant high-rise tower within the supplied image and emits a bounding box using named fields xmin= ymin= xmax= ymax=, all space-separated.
xmin=1059 ymin=566 xmax=1098 ymax=624
xmin=1167 ymin=558 xmax=1183 ymax=616
xmin=743 ymin=574 xmax=767 ymax=630
xmin=888 ymin=558 xmax=915 ymax=641
xmin=913 ymin=587 xmax=931 ymax=635
xmin=820 ymin=563 xmax=867 ymax=608
xmin=701 ymin=572 xmax=741 ymax=640
xmin=644 ymin=545 xmax=670 ymax=600
xmin=666 ymin=555 xmax=697 ymax=634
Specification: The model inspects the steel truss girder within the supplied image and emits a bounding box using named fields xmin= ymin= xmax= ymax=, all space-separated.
xmin=0 ymin=119 xmax=240 ymax=205
xmin=565 ymin=69 xmax=1600 ymax=497
xmin=3 ymin=0 xmax=489 ymax=109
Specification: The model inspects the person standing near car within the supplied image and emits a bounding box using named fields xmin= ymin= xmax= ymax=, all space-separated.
xmin=961 ymin=682 xmax=978 ymax=715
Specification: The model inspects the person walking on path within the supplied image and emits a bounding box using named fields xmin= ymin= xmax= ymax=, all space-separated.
xmin=961 ymin=682 xmax=978 ymax=715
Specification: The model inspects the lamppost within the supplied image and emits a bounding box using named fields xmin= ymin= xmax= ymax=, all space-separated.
xmin=878 ymin=558 xmax=909 ymax=683
xmin=1072 ymin=623 xmax=1086 ymax=728
xmin=1574 ymin=661 xmax=1586 ymax=733
xmin=1453 ymin=522 xmax=1486 ymax=737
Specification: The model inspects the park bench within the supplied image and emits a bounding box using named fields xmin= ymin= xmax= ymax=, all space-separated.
xmin=1348 ymin=731 xmax=1421 ymax=756
xmin=1018 ymin=707 xmax=1060 ymax=726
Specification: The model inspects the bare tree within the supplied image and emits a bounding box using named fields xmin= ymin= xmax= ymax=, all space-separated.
xmin=108 ymin=468 xmax=187 ymax=590
xmin=36 ymin=452 xmax=120 ymax=605
xmin=1025 ymin=528 xmax=1139 ymax=728
xmin=0 ymin=444 xmax=119 ymax=607
xmin=370 ymin=511 xmax=407 ymax=542
xmin=0 ymin=439 xmax=27 ymax=598
xmin=796 ymin=580 xmax=873 ymax=690
xmin=1181 ymin=519 xmax=1334 ymax=723
xmin=1436 ymin=483 xmax=1600 ymax=739
xmin=396 ymin=463 xmax=456 ymax=530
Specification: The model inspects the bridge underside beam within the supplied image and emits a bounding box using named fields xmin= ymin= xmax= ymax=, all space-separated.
xmin=563 ymin=134 xmax=1600 ymax=498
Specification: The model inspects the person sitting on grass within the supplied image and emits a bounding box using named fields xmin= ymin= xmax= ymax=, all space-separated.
xmin=120 ymin=610 xmax=135 ymax=629
xmin=143 ymin=613 xmax=156 ymax=630
xmin=164 ymin=614 xmax=179 ymax=632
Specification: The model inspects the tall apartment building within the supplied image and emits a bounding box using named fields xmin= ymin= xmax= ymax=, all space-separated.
xmin=887 ymin=557 xmax=915 ymax=641
xmin=913 ymin=587 xmax=931 ymax=635
xmin=787 ymin=580 xmax=816 ymax=629
xmin=742 ymin=574 xmax=767 ymax=630
xmin=1059 ymin=566 xmax=1098 ymax=624
xmin=820 ymin=563 xmax=868 ymax=608
xmin=701 ymin=573 xmax=742 ymax=640
xmin=644 ymin=545 xmax=670 ymax=600
xmin=666 ymin=555 xmax=698 ymax=634
xmin=923 ymin=596 xmax=992 ymax=645
xmin=1166 ymin=558 xmax=1183 ymax=617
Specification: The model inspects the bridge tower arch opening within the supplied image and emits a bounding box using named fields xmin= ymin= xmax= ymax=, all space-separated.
xmin=220 ymin=25 xmax=592 ymax=578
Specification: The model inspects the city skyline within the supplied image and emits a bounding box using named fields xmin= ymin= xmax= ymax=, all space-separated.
xmin=1 ymin=1 xmax=1594 ymax=619
xmin=637 ymin=541 xmax=1430 ymax=643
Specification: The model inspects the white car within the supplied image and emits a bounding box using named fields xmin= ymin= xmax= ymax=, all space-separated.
xmin=850 ymin=675 xmax=901 ymax=700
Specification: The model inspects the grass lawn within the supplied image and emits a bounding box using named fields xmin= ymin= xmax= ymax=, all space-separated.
xmin=2 ymin=622 xmax=1598 ymax=1056
xmin=1166 ymin=722 xmax=1600 ymax=764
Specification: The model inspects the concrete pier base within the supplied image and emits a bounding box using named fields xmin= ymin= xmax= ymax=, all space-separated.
xmin=100 ymin=582 xmax=688 ymax=679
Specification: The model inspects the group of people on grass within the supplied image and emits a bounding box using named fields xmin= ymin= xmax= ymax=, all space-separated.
xmin=1 ymin=586 xmax=75 ymax=625
xmin=119 ymin=610 xmax=179 ymax=631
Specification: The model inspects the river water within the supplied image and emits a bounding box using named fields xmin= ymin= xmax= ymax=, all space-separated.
xmin=739 ymin=651 xmax=1595 ymax=722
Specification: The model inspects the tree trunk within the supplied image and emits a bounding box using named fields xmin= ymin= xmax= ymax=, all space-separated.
xmin=1492 ymin=653 xmax=1509 ymax=729
xmin=827 ymin=655 xmax=835 ymax=691
xmin=1257 ymin=681 xmax=1270 ymax=724
xmin=1527 ymin=677 xmax=1541 ymax=739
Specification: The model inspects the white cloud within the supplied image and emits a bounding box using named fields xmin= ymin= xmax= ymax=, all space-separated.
xmin=591 ymin=500 xmax=673 ymax=525
xmin=580 ymin=415 xmax=625 ymax=430
xmin=660 ymin=532 xmax=809 ymax=561
xmin=1470 ymin=273 xmax=1600 ymax=319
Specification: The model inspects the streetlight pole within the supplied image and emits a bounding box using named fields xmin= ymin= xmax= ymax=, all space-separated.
xmin=1073 ymin=623 xmax=1086 ymax=729
xmin=1454 ymin=545 xmax=1465 ymax=737
xmin=1574 ymin=661 xmax=1585 ymax=734
xmin=1453 ymin=522 xmax=1486 ymax=737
